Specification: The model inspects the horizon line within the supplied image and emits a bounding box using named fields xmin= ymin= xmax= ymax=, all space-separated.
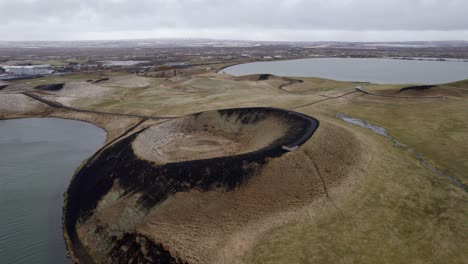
xmin=1 ymin=38 xmax=467 ymax=43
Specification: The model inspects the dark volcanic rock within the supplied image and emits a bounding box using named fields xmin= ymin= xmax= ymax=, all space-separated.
xmin=34 ymin=83 xmax=65 ymax=91
xmin=110 ymin=233 xmax=187 ymax=264
xmin=400 ymin=85 xmax=437 ymax=92
xmin=93 ymin=78 xmax=110 ymax=83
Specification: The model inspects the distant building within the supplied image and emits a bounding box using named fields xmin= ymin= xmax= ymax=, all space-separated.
xmin=2 ymin=65 xmax=54 ymax=76
xmin=75 ymin=64 xmax=99 ymax=71
xmin=166 ymin=62 xmax=188 ymax=67
xmin=164 ymin=62 xmax=191 ymax=69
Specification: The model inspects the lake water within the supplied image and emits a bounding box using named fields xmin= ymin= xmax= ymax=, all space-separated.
xmin=222 ymin=58 xmax=468 ymax=84
xmin=0 ymin=118 xmax=105 ymax=264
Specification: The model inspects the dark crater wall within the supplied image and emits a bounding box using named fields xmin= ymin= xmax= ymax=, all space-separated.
xmin=63 ymin=107 xmax=319 ymax=263
xmin=34 ymin=83 xmax=65 ymax=91
xmin=400 ymin=85 xmax=437 ymax=92
xmin=93 ymin=78 xmax=110 ymax=83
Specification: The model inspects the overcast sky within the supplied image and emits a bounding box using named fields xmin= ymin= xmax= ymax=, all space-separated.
xmin=1 ymin=0 xmax=467 ymax=41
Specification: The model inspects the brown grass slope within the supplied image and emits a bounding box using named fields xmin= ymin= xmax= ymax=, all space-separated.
xmin=73 ymin=117 xmax=364 ymax=264
xmin=245 ymin=114 xmax=468 ymax=264
xmin=2 ymin=73 xmax=467 ymax=264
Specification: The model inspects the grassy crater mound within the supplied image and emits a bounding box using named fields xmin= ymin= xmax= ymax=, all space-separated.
xmin=63 ymin=107 xmax=318 ymax=263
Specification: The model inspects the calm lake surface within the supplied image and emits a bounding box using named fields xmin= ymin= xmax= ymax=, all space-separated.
xmin=0 ymin=118 xmax=105 ymax=264
xmin=222 ymin=58 xmax=468 ymax=84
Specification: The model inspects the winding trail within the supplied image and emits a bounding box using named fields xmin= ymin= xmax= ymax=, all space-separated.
xmin=278 ymin=78 xmax=304 ymax=94
xmin=292 ymin=90 xmax=358 ymax=109
xmin=86 ymin=118 xmax=149 ymax=166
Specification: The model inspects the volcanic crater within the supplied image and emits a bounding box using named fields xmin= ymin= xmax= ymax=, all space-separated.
xmin=63 ymin=107 xmax=319 ymax=263
xmin=133 ymin=109 xmax=313 ymax=164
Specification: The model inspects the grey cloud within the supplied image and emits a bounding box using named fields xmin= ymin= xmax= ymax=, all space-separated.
xmin=1 ymin=0 xmax=467 ymax=40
